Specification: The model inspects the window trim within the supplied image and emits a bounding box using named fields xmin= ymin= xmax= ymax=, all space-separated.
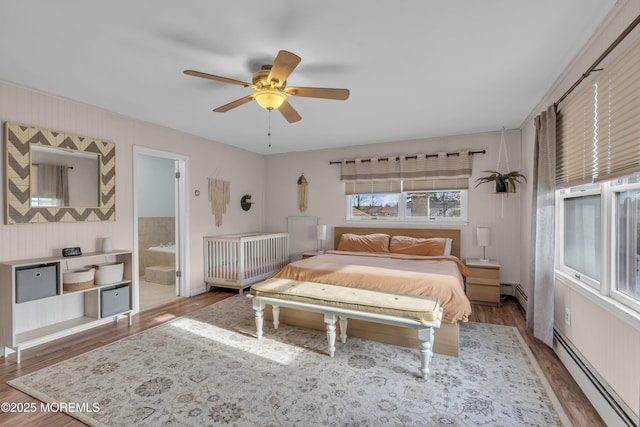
xmin=555 ymin=270 xmax=640 ymax=331
xmin=346 ymin=189 xmax=468 ymax=224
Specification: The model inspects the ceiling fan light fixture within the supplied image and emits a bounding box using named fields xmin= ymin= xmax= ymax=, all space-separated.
xmin=254 ymin=89 xmax=286 ymax=110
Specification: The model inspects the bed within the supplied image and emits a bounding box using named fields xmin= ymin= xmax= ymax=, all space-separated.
xmin=264 ymin=227 xmax=471 ymax=356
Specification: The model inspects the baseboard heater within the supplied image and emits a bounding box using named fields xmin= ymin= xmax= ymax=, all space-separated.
xmin=515 ymin=284 xmax=528 ymax=309
xmin=515 ymin=285 xmax=637 ymax=426
xmin=553 ymin=327 xmax=638 ymax=426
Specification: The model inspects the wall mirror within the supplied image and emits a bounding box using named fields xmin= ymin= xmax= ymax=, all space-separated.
xmin=4 ymin=122 xmax=116 ymax=224
xmin=31 ymin=145 xmax=100 ymax=207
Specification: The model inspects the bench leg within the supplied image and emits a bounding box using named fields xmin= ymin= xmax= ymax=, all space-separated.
xmin=252 ymin=299 xmax=265 ymax=340
xmin=338 ymin=316 xmax=348 ymax=343
xmin=417 ymin=327 xmax=435 ymax=379
xmin=324 ymin=313 xmax=337 ymax=357
xmin=272 ymin=305 xmax=280 ymax=330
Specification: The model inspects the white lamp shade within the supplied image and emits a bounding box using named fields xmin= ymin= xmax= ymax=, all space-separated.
xmin=476 ymin=227 xmax=491 ymax=247
xmin=316 ymin=224 xmax=327 ymax=241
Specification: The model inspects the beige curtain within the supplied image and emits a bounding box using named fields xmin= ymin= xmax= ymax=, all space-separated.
xmin=36 ymin=164 xmax=69 ymax=206
xmin=528 ymin=105 xmax=556 ymax=347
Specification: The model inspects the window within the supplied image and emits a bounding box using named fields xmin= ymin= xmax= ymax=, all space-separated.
xmin=562 ymin=192 xmax=600 ymax=286
xmin=613 ymin=182 xmax=640 ymax=309
xmin=347 ymin=189 xmax=467 ymax=223
xmin=406 ymin=191 xmax=462 ymax=219
xmin=340 ymin=152 xmax=472 ymax=223
xmin=555 ymin=36 xmax=640 ymax=315
xmin=350 ymin=193 xmax=399 ymax=218
xmin=557 ymin=177 xmax=640 ymax=313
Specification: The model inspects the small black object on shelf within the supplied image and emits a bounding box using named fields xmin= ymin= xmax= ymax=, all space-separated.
xmin=62 ymin=247 xmax=82 ymax=257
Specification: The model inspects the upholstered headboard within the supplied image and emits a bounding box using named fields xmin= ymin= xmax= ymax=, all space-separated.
xmin=333 ymin=227 xmax=461 ymax=259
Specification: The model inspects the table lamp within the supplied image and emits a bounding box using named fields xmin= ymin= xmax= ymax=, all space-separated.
xmin=476 ymin=227 xmax=491 ymax=262
xmin=317 ymin=224 xmax=327 ymax=253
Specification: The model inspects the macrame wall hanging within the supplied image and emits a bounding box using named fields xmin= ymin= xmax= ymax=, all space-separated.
xmin=297 ymin=173 xmax=308 ymax=212
xmin=208 ymin=178 xmax=230 ymax=226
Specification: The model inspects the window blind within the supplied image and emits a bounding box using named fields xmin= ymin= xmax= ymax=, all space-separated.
xmin=556 ymin=84 xmax=597 ymax=187
xmin=557 ymin=35 xmax=640 ymax=187
xmin=344 ymin=181 xmax=401 ymax=195
xmin=596 ymin=36 xmax=640 ymax=181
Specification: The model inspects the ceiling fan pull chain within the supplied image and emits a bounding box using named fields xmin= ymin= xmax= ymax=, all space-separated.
xmin=268 ymin=109 xmax=272 ymax=148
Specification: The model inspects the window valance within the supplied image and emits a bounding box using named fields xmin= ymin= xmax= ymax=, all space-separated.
xmin=340 ymin=152 xmax=473 ymax=194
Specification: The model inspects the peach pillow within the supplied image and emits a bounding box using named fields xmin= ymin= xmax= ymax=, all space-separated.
xmin=337 ymin=233 xmax=390 ymax=253
xmin=389 ymin=235 xmax=447 ymax=256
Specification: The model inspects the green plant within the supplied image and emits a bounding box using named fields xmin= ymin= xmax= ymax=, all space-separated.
xmin=475 ymin=170 xmax=527 ymax=193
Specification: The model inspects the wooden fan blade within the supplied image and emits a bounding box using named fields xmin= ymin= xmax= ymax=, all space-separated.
xmin=285 ymin=86 xmax=350 ymax=100
xmin=278 ymin=99 xmax=302 ymax=123
xmin=213 ymin=95 xmax=254 ymax=112
xmin=184 ymin=70 xmax=252 ymax=87
xmin=267 ymin=50 xmax=301 ymax=86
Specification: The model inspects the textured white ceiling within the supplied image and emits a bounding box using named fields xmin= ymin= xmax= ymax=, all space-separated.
xmin=0 ymin=1 xmax=617 ymax=154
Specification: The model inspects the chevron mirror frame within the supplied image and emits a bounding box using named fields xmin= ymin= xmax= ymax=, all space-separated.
xmin=4 ymin=122 xmax=116 ymax=224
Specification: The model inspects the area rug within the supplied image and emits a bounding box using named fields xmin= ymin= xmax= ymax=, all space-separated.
xmin=9 ymin=296 xmax=569 ymax=426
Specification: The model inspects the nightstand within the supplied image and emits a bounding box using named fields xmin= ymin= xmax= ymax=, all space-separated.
xmin=301 ymin=251 xmax=324 ymax=259
xmin=464 ymin=259 xmax=500 ymax=306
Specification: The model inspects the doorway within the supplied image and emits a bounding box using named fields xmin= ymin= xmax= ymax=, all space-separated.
xmin=133 ymin=147 xmax=188 ymax=311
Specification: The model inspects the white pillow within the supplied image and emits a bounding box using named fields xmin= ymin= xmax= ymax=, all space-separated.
xmin=443 ymin=238 xmax=453 ymax=256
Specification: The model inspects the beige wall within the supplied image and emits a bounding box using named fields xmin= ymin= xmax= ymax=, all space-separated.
xmin=0 ymin=80 xmax=267 ymax=296
xmin=519 ymin=0 xmax=640 ymax=415
xmin=264 ymin=129 xmax=523 ymax=284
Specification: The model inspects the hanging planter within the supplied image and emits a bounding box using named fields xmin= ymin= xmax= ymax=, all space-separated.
xmin=475 ymin=170 xmax=527 ymax=193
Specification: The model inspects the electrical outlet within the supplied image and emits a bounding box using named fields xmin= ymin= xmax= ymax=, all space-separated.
xmin=565 ymin=308 xmax=571 ymax=325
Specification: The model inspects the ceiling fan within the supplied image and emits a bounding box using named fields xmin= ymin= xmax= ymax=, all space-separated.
xmin=184 ymin=50 xmax=349 ymax=123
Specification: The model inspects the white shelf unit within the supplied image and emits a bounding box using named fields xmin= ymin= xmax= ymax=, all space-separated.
xmin=0 ymin=250 xmax=133 ymax=363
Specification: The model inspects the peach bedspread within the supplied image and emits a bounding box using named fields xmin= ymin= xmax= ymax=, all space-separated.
xmin=271 ymin=250 xmax=472 ymax=323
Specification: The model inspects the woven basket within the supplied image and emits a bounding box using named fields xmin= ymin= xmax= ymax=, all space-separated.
xmin=63 ymin=268 xmax=95 ymax=292
xmin=63 ymin=279 xmax=94 ymax=292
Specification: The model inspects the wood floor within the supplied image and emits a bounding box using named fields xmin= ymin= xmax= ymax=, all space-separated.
xmin=0 ymin=292 xmax=604 ymax=426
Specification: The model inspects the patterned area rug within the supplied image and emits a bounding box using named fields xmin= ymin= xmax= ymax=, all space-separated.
xmin=9 ymin=296 xmax=569 ymax=426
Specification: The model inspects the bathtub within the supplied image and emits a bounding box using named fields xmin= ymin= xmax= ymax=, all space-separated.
xmin=148 ymin=245 xmax=175 ymax=253
xmin=143 ymin=245 xmax=176 ymax=273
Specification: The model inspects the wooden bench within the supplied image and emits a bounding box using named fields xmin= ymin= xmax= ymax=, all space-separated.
xmin=250 ymin=278 xmax=442 ymax=379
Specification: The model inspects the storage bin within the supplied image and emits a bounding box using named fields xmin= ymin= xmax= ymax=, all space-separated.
xmin=16 ymin=263 xmax=58 ymax=303
xmin=100 ymin=283 xmax=130 ymax=317
xmin=63 ymin=268 xmax=95 ymax=292
xmin=93 ymin=262 xmax=124 ymax=285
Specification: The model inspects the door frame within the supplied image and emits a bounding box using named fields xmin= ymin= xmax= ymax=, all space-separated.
xmin=132 ymin=146 xmax=189 ymax=311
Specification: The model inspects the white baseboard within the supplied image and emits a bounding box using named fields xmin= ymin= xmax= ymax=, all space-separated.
xmin=514 ymin=285 xmax=637 ymax=426
xmin=499 ymin=283 xmax=514 ymax=296
xmin=553 ymin=327 xmax=638 ymax=426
